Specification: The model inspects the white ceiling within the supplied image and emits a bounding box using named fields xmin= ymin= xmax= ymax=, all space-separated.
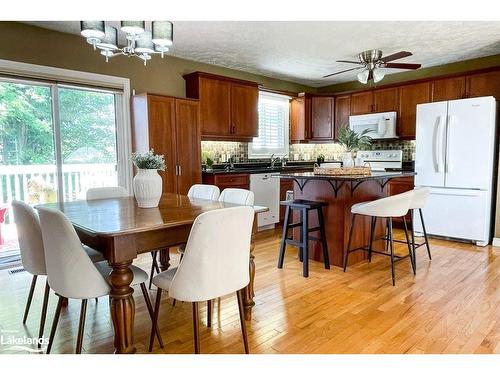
xmin=24 ymin=21 xmax=500 ymax=87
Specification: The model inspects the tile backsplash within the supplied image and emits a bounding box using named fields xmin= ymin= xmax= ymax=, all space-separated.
xmin=201 ymin=140 xmax=416 ymax=164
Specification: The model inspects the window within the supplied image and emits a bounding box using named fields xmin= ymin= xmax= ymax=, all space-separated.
xmin=248 ymin=91 xmax=290 ymax=159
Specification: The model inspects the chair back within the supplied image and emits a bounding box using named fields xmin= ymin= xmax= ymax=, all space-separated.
xmin=11 ymin=201 xmax=46 ymax=276
xmin=86 ymin=186 xmax=128 ymax=200
xmin=354 ymin=190 xmax=413 ymax=218
xmin=37 ymin=207 xmax=110 ymax=299
xmin=169 ymin=206 xmax=254 ymax=302
xmin=219 ymin=188 xmax=254 ymax=205
xmin=187 ymin=184 xmax=220 ymax=201
xmin=410 ymin=187 xmax=431 ymax=209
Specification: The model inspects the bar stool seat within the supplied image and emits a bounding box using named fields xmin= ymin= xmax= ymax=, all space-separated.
xmin=344 ymin=190 xmax=415 ymax=286
xmin=278 ymin=199 xmax=330 ymax=277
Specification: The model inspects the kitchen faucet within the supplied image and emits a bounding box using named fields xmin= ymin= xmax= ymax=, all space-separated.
xmin=270 ymin=154 xmax=287 ymax=168
xmin=225 ymin=155 xmax=235 ymax=171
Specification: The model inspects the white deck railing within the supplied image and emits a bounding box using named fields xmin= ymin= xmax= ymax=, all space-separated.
xmin=0 ymin=163 xmax=117 ymax=208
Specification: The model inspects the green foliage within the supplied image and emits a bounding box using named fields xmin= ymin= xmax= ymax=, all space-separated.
xmin=0 ymin=82 xmax=117 ymax=165
xmin=132 ymin=149 xmax=166 ymax=170
xmin=337 ymin=125 xmax=372 ymax=151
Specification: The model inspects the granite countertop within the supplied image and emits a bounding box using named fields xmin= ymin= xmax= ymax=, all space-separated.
xmin=201 ymin=161 xmax=330 ymax=175
xmin=274 ymin=170 xmax=416 ymax=182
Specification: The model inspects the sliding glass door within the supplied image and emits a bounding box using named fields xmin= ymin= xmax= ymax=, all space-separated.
xmin=0 ymin=77 xmax=122 ymax=260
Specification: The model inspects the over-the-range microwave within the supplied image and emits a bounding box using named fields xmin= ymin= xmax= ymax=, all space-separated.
xmin=349 ymin=111 xmax=398 ymax=139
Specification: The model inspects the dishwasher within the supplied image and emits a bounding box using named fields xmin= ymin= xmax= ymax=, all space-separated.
xmin=250 ymin=173 xmax=280 ymax=229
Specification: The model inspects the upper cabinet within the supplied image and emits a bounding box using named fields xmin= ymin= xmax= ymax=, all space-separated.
xmin=431 ymin=76 xmax=466 ymax=102
xmin=373 ymin=87 xmax=399 ymax=113
xmin=334 ymin=94 xmax=351 ymax=139
xmin=398 ymin=82 xmax=431 ymax=139
xmin=290 ymin=97 xmax=308 ymax=142
xmin=290 ymin=94 xmax=335 ymax=143
xmin=184 ymin=72 xmax=259 ymax=141
xmin=311 ymin=96 xmax=334 ymax=141
xmin=466 ymin=71 xmax=500 ymax=99
xmin=350 ymin=91 xmax=374 ymax=115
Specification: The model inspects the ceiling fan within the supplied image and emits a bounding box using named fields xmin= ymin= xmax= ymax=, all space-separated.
xmin=323 ymin=49 xmax=422 ymax=84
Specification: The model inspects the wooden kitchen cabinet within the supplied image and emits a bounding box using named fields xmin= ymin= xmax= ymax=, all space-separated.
xmin=431 ymin=76 xmax=466 ymax=102
xmin=373 ymin=87 xmax=399 ymax=113
xmin=398 ymin=82 xmax=431 ymax=139
xmin=466 ymin=71 xmax=500 ymax=99
xmin=132 ymin=94 xmax=201 ymax=195
xmin=184 ymin=71 xmax=259 ymax=141
xmin=231 ymin=83 xmax=259 ymax=138
xmin=202 ymin=173 xmax=250 ymax=191
xmin=290 ymin=97 xmax=307 ymax=142
xmin=334 ymin=94 xmax=351 ymax=139
xmin=311 ymin=96 xmax=334 ymax=141
xmin=350 ymin=91 xmax=374 ymax=115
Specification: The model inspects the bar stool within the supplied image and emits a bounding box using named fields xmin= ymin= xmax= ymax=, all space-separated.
xmin=278 ymin=199 xmax=330 ymax=277
xmin=343 ymin=190 xmax=415 ymax=286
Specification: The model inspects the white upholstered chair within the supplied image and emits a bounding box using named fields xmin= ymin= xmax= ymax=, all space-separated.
xmin=219 ymin=188 xmax=254 ymax=206
xmin=344 ymin=190 xmax=415 ymax=286
xmin=149 ymin=206 xmax=254 ymax=354
xmin=86 ymin=186 xmax=128 ymax=200
xmin=12 ymin=200 xmax=49 ymax=349
xmin=37 ymin=207 xmax=163 ymax=353
xmin=187 ymin=184 xmax=220 ymax=201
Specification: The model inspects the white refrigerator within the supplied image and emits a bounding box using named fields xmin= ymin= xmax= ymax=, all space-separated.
xmin=414 ymin=96 xmax=497 ymax=246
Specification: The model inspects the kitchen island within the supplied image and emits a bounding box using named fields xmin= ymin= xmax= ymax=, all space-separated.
xmin=274 ymin=171 xmax=416 ymax=267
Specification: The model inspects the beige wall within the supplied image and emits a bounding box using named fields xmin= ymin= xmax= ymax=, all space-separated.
xmin=0 ymin=22 xmax=313 ymax=96
xmin=317 ymin=54 xmax=500 ymax=94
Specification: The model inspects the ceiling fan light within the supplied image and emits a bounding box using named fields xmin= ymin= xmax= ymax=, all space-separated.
xmin=80 ymin=21 xmax=105 ymax=39
xmin=96 ymin=25 xmax=118 ymax=51
xmin=357 ymin=69 xmax=369 ymax=84
xmin=121 ymin=21 xmax=145 ymax=36
xmin=373 ymin=68 xmax=385 ymax=83
xmin=152 ymin=21 xmax=173 ymax=47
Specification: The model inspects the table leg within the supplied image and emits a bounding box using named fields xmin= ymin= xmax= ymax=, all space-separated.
xmin=159 ymin=248 xmax=170 ymax=271
xmin=242 ymin=219 xmax=257 ymax=321
xmin=109 ymin=261 xmax=136 ymax=354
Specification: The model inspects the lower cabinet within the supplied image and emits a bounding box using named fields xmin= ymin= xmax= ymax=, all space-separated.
xmin=202 ymin=173 xmax=250 ymax=191
xmin=387 ymin=176 xmax=415 ymax=226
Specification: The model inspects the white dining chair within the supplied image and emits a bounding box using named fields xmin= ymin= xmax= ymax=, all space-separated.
xmin=149 ymin=206 xmax=254 ymax=354
xmin=37 ymin=207 xmax=163 ymax=353
xmin=12 ymin=200 xmax=49 ymax=349
xmin=219 ymin=188 xmax=254 ymax=206
xmin=155 ymin=184 xmax=221 ymax=289
xmin=344 ymin=190 xmax=415 ymax=286
xmin=86 ymin=186 xmax=128 ymax=201
xmin=409 ymin=187 xmax=432 ymax=267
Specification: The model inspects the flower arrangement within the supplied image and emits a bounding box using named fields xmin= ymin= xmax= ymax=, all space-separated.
xmin=337 ymin=125 xmax=372 ymax=152
xmin=131 ymin=149 xmax=166 ymax=170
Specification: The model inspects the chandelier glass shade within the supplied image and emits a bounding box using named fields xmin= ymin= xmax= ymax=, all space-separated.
xmin=357 ymin=69 xmax=369 ymax=84
xmin=80 ymin=21 xmax=173 ymax=65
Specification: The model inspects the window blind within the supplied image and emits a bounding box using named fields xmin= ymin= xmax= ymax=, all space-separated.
xmin=248 ymin=92 xmax=290 ymax=159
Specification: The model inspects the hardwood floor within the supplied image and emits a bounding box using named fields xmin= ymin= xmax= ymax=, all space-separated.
xmin=1 ymin=228 xmax=499 ymax=354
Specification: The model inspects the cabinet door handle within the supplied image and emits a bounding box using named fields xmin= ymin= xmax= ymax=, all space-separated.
xmin=178 ymin=165 xmax=182 ymax=176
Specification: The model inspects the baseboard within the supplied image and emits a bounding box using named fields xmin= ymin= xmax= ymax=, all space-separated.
xmin=492 ymin=237 xmax=500 ymax=247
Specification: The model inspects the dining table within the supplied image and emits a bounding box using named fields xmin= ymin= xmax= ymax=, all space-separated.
xmin=37 ymin=193 xmax=268 ymax=354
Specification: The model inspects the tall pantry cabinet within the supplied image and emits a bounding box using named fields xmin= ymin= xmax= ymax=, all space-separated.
xmin=132 ymin=94 xmax=202 ymax=195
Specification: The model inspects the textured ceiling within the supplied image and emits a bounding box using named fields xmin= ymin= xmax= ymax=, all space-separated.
xmin=24 ymin=21 xmax=500 ymax=87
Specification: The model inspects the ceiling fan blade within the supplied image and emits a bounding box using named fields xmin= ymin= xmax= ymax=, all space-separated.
xmin=323 ymin=66 xmax=364 ymax=78
xmin=381 ymin=51 xmax=413 ymax=62
xmin=383 ymin=62 xmax=421 ymax=70
xmin=336 ymin=60 xmax=363 ymax=65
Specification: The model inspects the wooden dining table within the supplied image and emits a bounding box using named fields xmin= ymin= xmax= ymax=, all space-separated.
xmin=37 ymin=193 xmax=267 ymax=354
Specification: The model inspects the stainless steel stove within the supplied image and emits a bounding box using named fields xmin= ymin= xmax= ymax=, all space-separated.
xmin=357 ymin=150 xmax=403 ymax=171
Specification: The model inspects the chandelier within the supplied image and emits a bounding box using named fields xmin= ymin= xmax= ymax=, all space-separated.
xmin=80 ymin=21 xmax=173 ymax=65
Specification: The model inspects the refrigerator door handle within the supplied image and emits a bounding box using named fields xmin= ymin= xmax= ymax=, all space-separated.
xmin=434 ymin=116 xmax=444 ymax=173
xmin=445 ymin=115 xmax=454 ymax=174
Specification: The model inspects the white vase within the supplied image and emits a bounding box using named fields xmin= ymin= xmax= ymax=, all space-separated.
xmin=342 ymin=151 xmax=354 ymax=168
xmin=133 ymin=169 xmax=162 ymax=208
